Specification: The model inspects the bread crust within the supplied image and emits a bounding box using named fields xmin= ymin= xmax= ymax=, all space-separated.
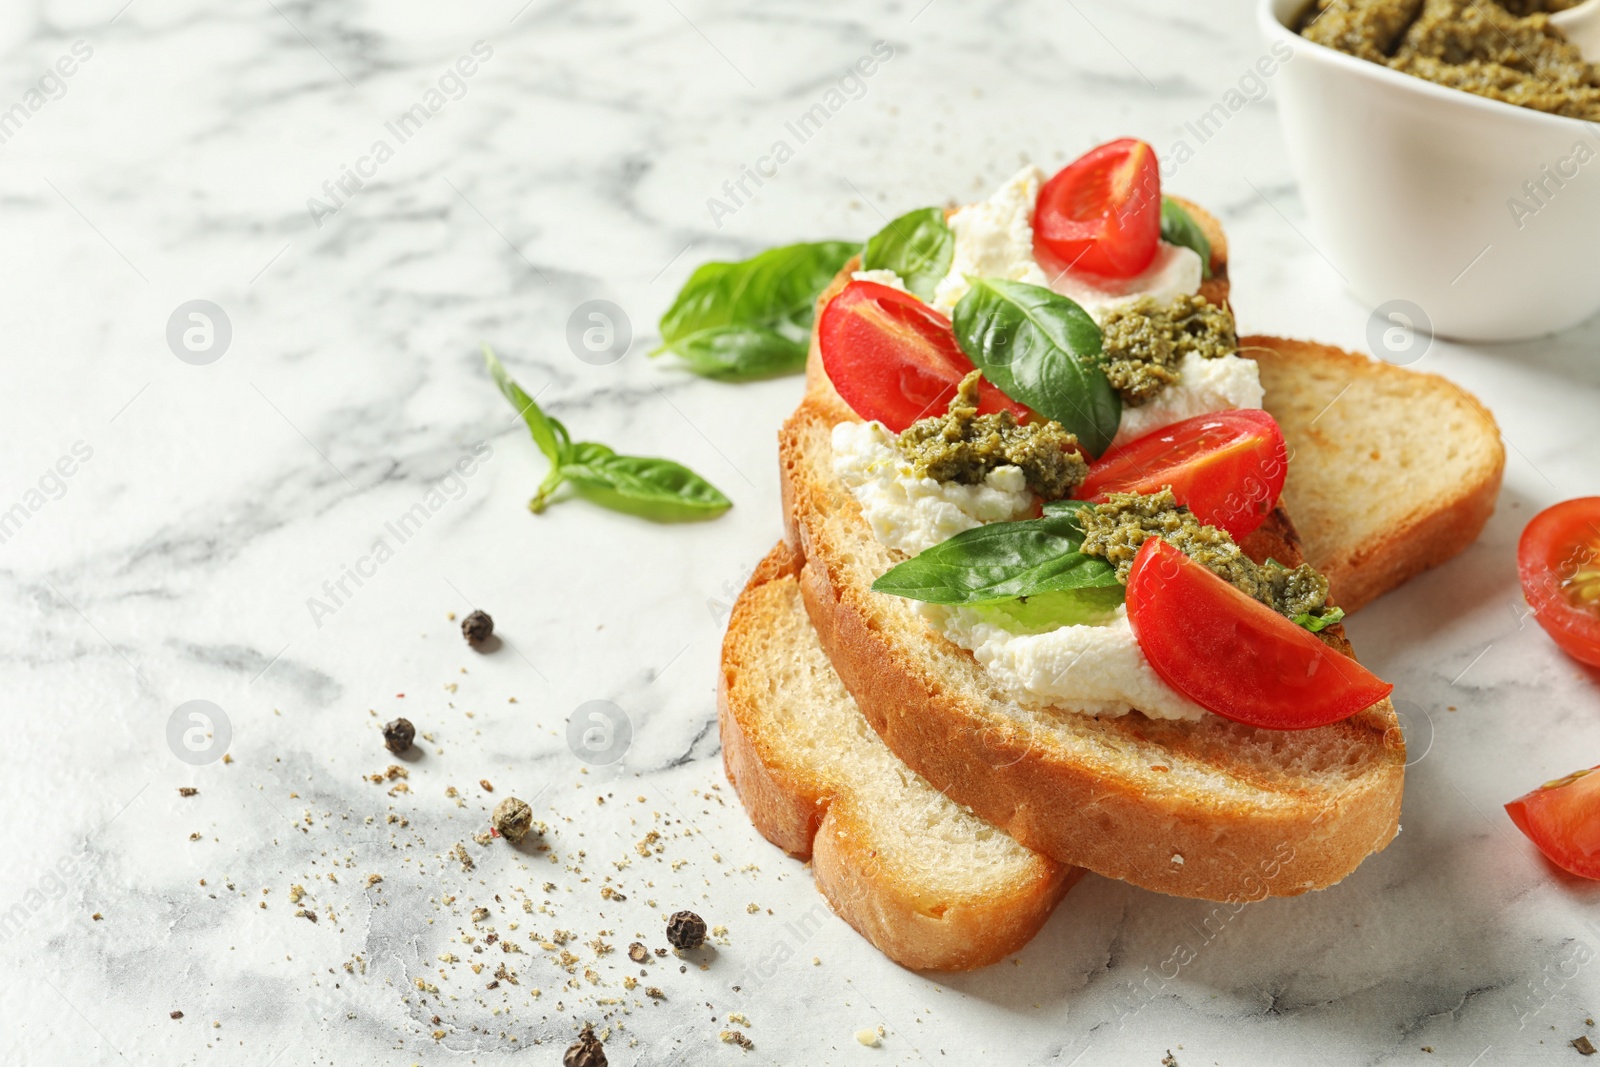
xmin=719 ymin=542 xmax=1078 ymax=969
xmin=717 ymin=546 xmax=827 ymax=857
xmin=811 ymin=795 xmax=1082 ymax=971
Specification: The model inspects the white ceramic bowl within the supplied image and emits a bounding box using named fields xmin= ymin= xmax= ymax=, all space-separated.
xmin=1260 ymin=0 xmax=1600 ymax=342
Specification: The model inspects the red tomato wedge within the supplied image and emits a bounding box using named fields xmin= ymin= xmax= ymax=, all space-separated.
xmin=1518 ymin=497 xmax=1600 ymax=668
xmin=1125 ymin=538 xmax=1393 ymax=729
xmin=818 ymin=280 xmax=1029 ymax=433
xmin=1033 ymin=138 xmax=1162 ymax=279
xmin=1075 ymin=411 xmax=1288 ymax=541
xmin=1505 ymin=764 xmax=1600 ymax=879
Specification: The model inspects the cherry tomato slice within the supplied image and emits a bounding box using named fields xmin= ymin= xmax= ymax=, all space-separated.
xmin=1033 ymin=138 xmax=1162 ymax=279
xmin=818 ymin=280 xmax=1028 ymax=433
xmin=1125 ymin=538 xmax=1393 ymax=729
xmin=1518 ymin=497 xmax=1600 ymax=668
xmin=1075 ymin=411 xmax=1287 ymax=541
xmin=1505 ymin=764 xmax=1600 ymax=880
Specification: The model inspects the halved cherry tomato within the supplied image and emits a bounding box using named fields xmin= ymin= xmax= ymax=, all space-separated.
xmin=1125 ymin=538 xmax=1393 ymax=730
xmin=1033 ymin=139 xmax=1161 ymax=279
xmin=818 ymin=280 xmax=1028 ymax=433
xmin=1505 ymin=764 xmax=1600 ymax=879
xmin=1075 ymin=411 xmax=1287 ymax=541
xmin=1518 ymin=497 xmax=1600 ymax=668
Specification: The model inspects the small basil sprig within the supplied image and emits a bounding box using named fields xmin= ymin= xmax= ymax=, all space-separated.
xmin=1294 ymin=606 xmax=1345 ymax=633
xmin=654 ymin=241 xmax=857 ymax=381
xmin=860 ymin=207 xmax=954 ymax=303
xmin=952 ymin=277 xmax=1121 ymax=458
xmin=485 ymin=345 xmax=731 ymax=521
xmin=871 ymin=502 xmax=1120 ymax=606
xmin=1160 ymin=197 xmax=1213 ymax=280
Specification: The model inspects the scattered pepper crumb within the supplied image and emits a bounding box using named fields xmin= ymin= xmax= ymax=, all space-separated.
xmin=462 ymin=610 xmax=494 ymax=646
xmin=563 ymin=1024 xmax=605 ymax=1066
xmin=382 ymin=717 xmax=415 ymax=755
xmin=492 ymin=797 xmax=534 ymax=843
xmin=666 ymin=910 xmax=707 ymax=950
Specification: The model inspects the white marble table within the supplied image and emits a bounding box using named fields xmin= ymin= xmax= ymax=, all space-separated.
xmin=2 ymin=1 xmax=1598 ymax=1064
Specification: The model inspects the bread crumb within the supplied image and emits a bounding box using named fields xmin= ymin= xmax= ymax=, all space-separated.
xmin=720 ymin=1030 xmax=753 ymax=1050
xmin=856 ymin=1029 xmax=880 ymax=1047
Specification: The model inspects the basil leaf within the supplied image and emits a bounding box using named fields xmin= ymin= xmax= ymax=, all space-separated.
xmin=965 ymin=587 xmax=1125 ymax=633
xmin=1160 ymin=197 xmax=1213 ymax=280
xmin=1042 ymin=498 xmax=1095 ymax=519
xmin=562 ymin=453 xmax=732 ymax=522
xmin=486 ymin=344 xmax=730 ymax=521
xmin=860 ymin=207 xmax=954 ymax=303
xmin=655 ymin=241 xmax=857 ymax=377
xmin=872 ymin=511 xmax=1120 ymax=605
xmin=484 ymin=344 xmax=564 ymax=463
xmin=952 ymin=278 xmax=1121 ymax=458
xmin=1293 ymin=605 xmax=1345 ymax=633
xmin=663 ymin=324 xmax=807 ymax=382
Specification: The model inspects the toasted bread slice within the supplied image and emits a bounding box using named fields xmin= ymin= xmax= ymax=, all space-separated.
xmin=779 ymin=201 xmax=1447 ymax=900
xmin=1245 ymin=335 xmax=1504 ymax=612
xmin=719 ymin=541 xmax=1080 ymax=969
xmin=782 ymin=388 xmax=1405 ymax=901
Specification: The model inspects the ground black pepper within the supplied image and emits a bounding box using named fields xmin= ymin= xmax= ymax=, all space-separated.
xmin=382 ymin=718 xmax=415 ymax=755
xmin=461 ymin=609 xmax=494 ymax=645
xmin=666 ymin=910 xmax=707 ymax=950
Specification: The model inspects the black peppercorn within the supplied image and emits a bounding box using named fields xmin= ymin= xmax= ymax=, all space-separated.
xmin=461 ymin=610 xmax=494 ymax=646
xmin=563 ymin=1026 xmax=606 ymax=1067
xmin=382 ymin=717 xmax=415 ymax=755
xmin=665 ymin=910 xmax=707 ymax=950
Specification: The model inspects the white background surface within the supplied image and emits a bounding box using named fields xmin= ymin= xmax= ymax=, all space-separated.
xmin=1 ymin=1 xmax=1598 ymax=1064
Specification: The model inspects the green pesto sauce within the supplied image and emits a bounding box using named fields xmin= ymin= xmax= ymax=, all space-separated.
xmin=1099 ymin=295 xmax=1238 ymax=408
xmin=1077 ymin=489 xmax=1333 ymax=621
xmin=1300 ymin=0 xmax=1600 ymax=122
xmin=897 ymin=371 xmax=1088 ymax=500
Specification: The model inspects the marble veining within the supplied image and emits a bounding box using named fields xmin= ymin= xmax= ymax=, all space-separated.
xmin=1 ymin=1 xmax=1598 ymax=1064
